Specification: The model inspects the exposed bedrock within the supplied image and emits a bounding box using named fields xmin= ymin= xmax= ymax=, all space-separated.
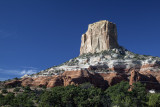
xmin=80 ymin=20 xmax=119 ymax=55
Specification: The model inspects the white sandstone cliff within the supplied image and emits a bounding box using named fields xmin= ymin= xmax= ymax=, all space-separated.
xmin=80 ymin=20 xmax=119 ymax=55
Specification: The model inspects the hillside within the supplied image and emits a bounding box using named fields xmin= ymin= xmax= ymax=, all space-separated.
xmin=4 ymin=20 xmax=160 ymax=91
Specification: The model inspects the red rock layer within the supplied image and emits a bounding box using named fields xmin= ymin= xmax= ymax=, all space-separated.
xmin=5 ymin=68 xmax=160 ymax=90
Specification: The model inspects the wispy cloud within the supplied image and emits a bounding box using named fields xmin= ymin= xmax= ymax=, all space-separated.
xmin=20 ymin=69 xmax=37 ymax=75
xmin=0 ymin=67 xmax=39 ymax=81
xmin=0 ymin=68 xmax=38 ymax=75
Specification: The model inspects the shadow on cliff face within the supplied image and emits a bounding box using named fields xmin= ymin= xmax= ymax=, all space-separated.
xmin=4 ymin=69 xmax=160 ymax=90
xmin=61 ymin=70 xmax=109 ymax=90
xmin=139 ymin=74 xmax=160 ymax=90
xmin=113 ymin=64 xmax=127 ymax=73
xmin=129 ymin=68 xmax=160 ymax=90
xmin=90 ymin=73 xmax=109 ymax=89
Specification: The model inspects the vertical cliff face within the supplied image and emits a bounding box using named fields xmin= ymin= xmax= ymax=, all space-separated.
xmin=80 ymin=20 xmax=119 ymax=55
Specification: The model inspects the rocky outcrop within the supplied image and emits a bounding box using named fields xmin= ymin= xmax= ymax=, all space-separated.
xmin=4 ymin=20 xmax=160 ymax=91
xmin=5 ymin=70 xmax=124 ymax=89
xmin=129 ymin=68 xmax=141 ymax=86
xmin=4 ymin=80 xmax=22 ymax=87
xmin=47 ymin=76 xmax=63 ymax=87
xmin=80 ymin=20 xmax=119 ymax=55
xmin=5 ymin=69 xmax=160 ymax=90
xmin=129 ymin=68 xmax=160 ymax=90
xmin=21 ymin=78 xmax=34 ymax=86
xmin=29 ymin=20 xmax=160 ymax=91
xmin=99 ymin=73 xmax=127 ymax=86
xmin=62 ymin=70 xmax=91 ymax=86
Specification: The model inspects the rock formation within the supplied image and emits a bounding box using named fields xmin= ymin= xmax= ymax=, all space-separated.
xmin=4 ymin=20 xmax=160 ymax=91
xmin=5 ymin=70 xmax=126 ymax=89
xmin=5 ymin=68 xmax=160 ymax=90
xmin=80 ymin=20 xmax=119 ymax=55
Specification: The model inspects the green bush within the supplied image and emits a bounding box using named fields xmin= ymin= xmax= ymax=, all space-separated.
xmin=0 ymin=94 xmax=4 ymax=106
xmin=79 ymin=82 xmax=94 ymax=89
xmin=13 ymin=87 xmax=20 ymax=92
xmin=0 ymin=88 xmax=35 ymax=107
xmin=147 ymin=93 xmax=160 ymax=107
xmin=13 ymin=77 xmax=19 ymax=80
xmin=0 ymin=81 xmax=159 ymax=107
xmin=23 ymin=86 xmax=32 ymax=93
xmin=1 ymin=89 xmax=8 ymax=94
xmin=11 ymin=93 xmax=35 ymax=107
xmin=105 ymin=81 xmax=147 ymax=107
xmin=39 ymin=85 xmax=111 ymax=107
xmin=4 ymin=92 xmax=15 ymax=105
xmin=131 ymin=82 xmax=147 ymax=105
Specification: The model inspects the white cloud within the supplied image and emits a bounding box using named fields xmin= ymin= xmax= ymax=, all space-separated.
xmin=0 ymin=68 xmax=38 ymax=75
xmin=20 ymin=69 xmax=37 ymax=75
xmin=0 ymin=67 xmax=39 ymax=81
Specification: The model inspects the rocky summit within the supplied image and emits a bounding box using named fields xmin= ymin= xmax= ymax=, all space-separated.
xmin=5 ymin=20 xmax=160 ymax=90
xmin=80 ymin=20 xmax=119 ymax=55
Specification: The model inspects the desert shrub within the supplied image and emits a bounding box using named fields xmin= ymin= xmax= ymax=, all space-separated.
xmin=105 ymin=81 xmax=147 ymax=107
xmin=23 ymin=86 xmax=31 ymax=93
xmin=147 ymin=93 xmax=160 ymax=107
xmin=41 ymin=85 xmax=46 ymax=89
xmin=131 ymin=82 xmax=147 ymax=105
xmin=0 ymin=88 xmax=36 ymax=107
xmin=39 ymin=84 xmax=111 ymax=107
xmin=13 ymin=87 xmax=20 ymax=92
xmin=11 ymin=93 xmax=35 ymax=107
xmin=3 ymin=92 xmax=15 ymax=105
xmin=0 ymin=81 xmax=159 ymax=107
xmin=13 ymin=77 xmax=19 ymax=80
xmin=105 ymin=81 xmax=131 ymax=106
xmin=0 ymin=94 xmax=4 ymax=106
xmin=1 ymin=89 xmax=8 ymax=94
xmin=79 ymin=82 xmax=94 ymax=89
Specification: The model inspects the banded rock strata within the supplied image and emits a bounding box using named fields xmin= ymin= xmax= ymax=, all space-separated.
xmin=4 ymin=20 xmax=160 ymax=90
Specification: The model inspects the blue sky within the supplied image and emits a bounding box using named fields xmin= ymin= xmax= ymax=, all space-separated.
xmin=0 ymin=0 xmax=160 ymax=81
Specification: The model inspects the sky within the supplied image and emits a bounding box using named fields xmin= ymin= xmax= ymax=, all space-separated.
xmin=0 ymin=0 xmax=160 ymax=81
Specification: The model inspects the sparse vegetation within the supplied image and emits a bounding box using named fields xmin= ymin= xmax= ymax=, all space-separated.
xmin=1 ymin=89 xmax=8 ymax=94
xmin=13 ymin=87 xmax=20 ymax=92
xmin=13 ymin=77 xmax=19 ymax=80
xmin=29 ymin=46 xmax=160 ymax=79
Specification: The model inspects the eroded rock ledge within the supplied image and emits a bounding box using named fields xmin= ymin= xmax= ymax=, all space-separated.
xmin=5 ymin=67 xmax=160 ymax=90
